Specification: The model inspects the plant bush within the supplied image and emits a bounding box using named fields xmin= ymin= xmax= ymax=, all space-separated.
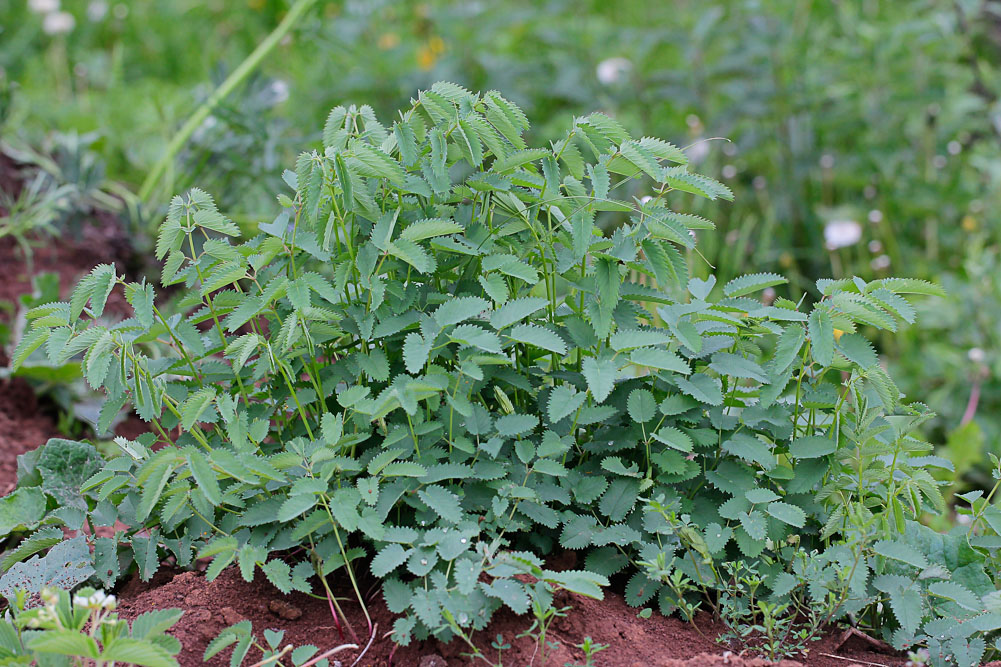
xmin=7 ymin=83 xmax=1001 ymax=665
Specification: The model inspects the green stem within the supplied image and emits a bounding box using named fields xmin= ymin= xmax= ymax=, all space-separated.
xmin=138 ymin=0 xmax=319 ymax=201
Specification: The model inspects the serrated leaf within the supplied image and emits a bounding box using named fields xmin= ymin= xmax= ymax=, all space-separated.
xmin=403 ymin=332 xmax=432 ymax=374
xmin=387 ymin=239 xmax=436 ymax=274
xmin=873 ymin=540 xmax=928 ymax=569
xmin=507 ymin=323 xmax=566 ymax=354
xmin=548 ymin=386 xmax=587 ymax=423
xmin=433 ymin=296 xmax=490 ymax=328
xmin=724 ymin=273 xmax=787 ymax=297
xmin=599 ymin=479 xmax=639 ymax=522
xmin=627 ymin=388 xmax=657 ymax=423
xmin=418 ymin=485 xmax=463 ymax=524
xmin=765 ymin=501 xmax=806 ymax=527
xmin=402 ymin=218 xmax=463 ymax=242
xmin=789 ymin=435 xmax=836 ymax=459
xmin=582 ymin=356 xmax=618 ymax=403
xmin=629 ymin=347 xmax=690 ymax=374
xmin=450 ymin=324 xmax=502 ymax=353
xmin=371 ymin=543 xmax=410 ymax=578
xmin=490 ymin=297 xmax=549 ymax=330
xmin=610 ymin=329 xmax=672 ymax=351
xmin=495 ymin=413 xmax=539 ymax=437
xmin=180 ymin=387 xmax=216 ymax=431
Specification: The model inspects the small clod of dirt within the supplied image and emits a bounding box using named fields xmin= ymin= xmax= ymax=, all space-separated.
xmin=268 ymin=599 xmax=303 ymax=621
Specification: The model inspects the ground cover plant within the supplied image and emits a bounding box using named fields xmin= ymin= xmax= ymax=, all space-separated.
xmin=4 ymin=83 xmax=1001 ymax=666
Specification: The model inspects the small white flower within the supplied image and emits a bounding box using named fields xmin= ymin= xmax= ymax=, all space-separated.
xmin=28 ymin=0 xmax=59 ymax=14
xmin=956 ymin=512 xmax=972 ymax=525
xmin=596 ymin=57 xmax=631 ymax=85
xmin=870 ymin=254 xmax=891 ymax=270
xmin=721 ymin=164 xmax=737 ymax=179
xmin=868 ymin=240 xmax=883 ymax=253
xmin=823 ymin=220 xmax=861 ymax=250
xmin=947 ymin=140 xmax=961 ymax=155
xmin=269 ymin=79 xmax=290 ymax=104
xmin=40 ymin=588 xmax=59 ymax=607
xmin=42 ymin=10 xmax=75 ymax=34
xmin=819 ymin=153 xmax=835 ymax=169
xmin=74 ymin=590 xmax=116 ymax=610
xmin=639 ymin=195 xmax=653 ymax=204
xmin=87 ymin=0 xmax=107 ymax=21
xmin=867 ymin=209 xmax=883 ymax=224
xmin=968 ymin=347 xmax=986 ymax=364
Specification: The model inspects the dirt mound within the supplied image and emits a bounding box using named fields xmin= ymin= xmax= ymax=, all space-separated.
xmin=0 ymin=377 xmax=59 ymax=495
xmin=0 ymin=151 xmax=139 ymax=492
xmin=116 ymin=567 xmax=906 ymax=667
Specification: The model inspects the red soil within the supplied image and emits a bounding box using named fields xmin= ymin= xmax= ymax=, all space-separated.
xmin=0 ymin=151 xmax=141 ymax=493
xmin=115 ymin=566 xmax=907 ymax=667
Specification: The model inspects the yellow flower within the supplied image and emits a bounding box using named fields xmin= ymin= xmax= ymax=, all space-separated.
xmin=833 ymin=328 xmax=845 ymax=342
xmin=417 ymin=45 xmax=435 ymax=70
xmin=416 ymin=37 xmax=444 ymax=71
xmin=962 ymin=215 xmax=978 ymax=231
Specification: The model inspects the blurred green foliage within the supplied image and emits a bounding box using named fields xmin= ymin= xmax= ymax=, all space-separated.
xmin=2 ymin=0 xmax=1000 ymax=483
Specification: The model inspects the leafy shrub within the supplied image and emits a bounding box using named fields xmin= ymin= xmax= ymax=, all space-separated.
xmin=8 ymin=83 xmax=1001 ymax=664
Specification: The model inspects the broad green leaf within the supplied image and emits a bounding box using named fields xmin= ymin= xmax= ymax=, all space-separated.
xmin=507 ymin=323 xmax=567 ymax=354
xmin=582 ymin=356 xmax=618 ymax=403
xmin=809 ymin=309 xmax=834 ymax=367
xmin=548 ymin=386 xmax=587 ymax=423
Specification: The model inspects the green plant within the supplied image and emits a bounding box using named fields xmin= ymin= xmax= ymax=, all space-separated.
xmin=565 ymin=636 xmax=608 ymax=667
xmin=0 ymin=586 xmax=182 ymax=667
xmin=8 ymin=83 xmax=1000 ymax=664
xmin=204 ymin=622 xmax=355 ymax=667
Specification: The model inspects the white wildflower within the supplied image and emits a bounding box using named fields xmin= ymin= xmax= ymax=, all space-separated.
xmin=269 ymin=79 xmax=290 ymax=104
xmin=947 ymin=140 xmax=961 ymax=155
xmin=867 ymin=209 xmax=883 ymax=224
xmin=596 ymin=57 xmax=631 ymax=85
xmin=721 ymin=164 xmax=737 ymax=179
xmin=823 ymin=220 xmax=861 ymax=250
xmin=87 ymin=1 xmax=107 ymax=21
xmin=968 ymin=347 xmax=986 ymax=364
xmin=639 ymin=195 xmax=653 ymax=204
xmin=868 ymin=240 xmax=882 ymax=253
xmin=28 ymin=0 xmax=59 ymax=14
xmin=42 ymin=10 xmax=75 ymax=34
xmin=871 ymin=254 xmax=891 ymax=270
xmin=819 ymin=154 xmax=835 ymax=169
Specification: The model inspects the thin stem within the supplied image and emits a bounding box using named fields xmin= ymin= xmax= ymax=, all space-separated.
xmin=138 ymin=0 xmax=319 ymax=201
